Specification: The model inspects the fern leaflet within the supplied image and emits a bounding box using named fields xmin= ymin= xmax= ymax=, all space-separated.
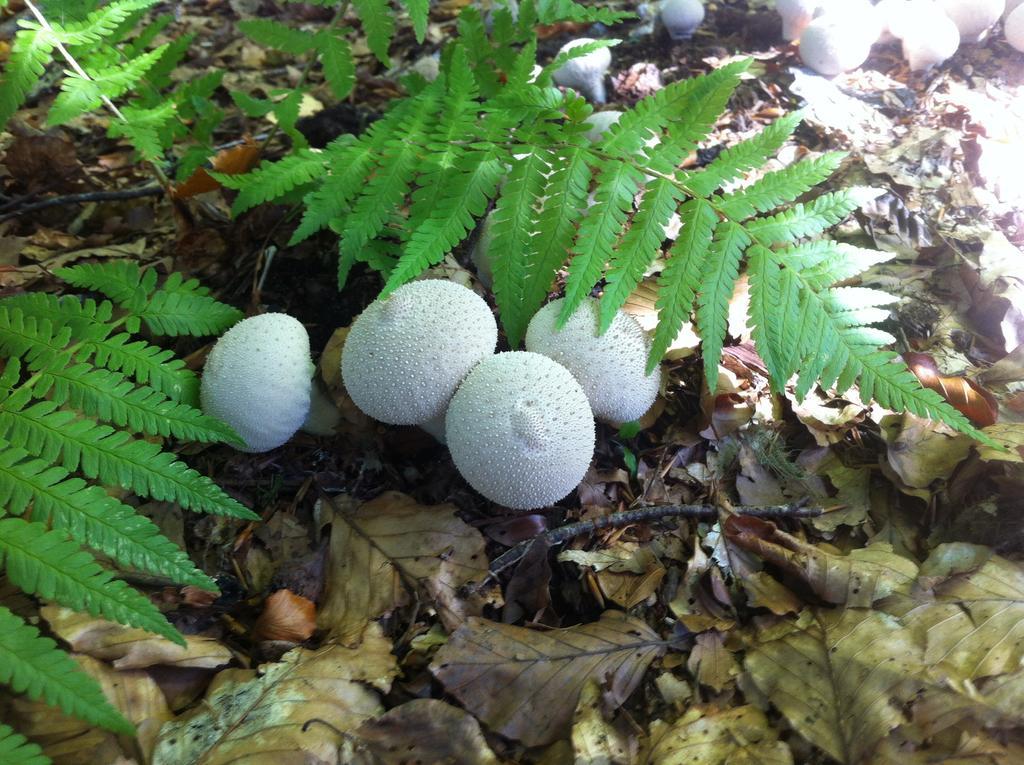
xmin=696 ymin=221 xmax=751 ymax=389
xmin=0 ymin=722 xmax=48 ymax=765
xmin=0 ymin=26 xmax=55 ymax=128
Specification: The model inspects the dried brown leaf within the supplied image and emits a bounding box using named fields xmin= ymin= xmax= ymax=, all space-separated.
xmin=430 ymin=611 xmax=666 ymax=747
xmin=318 ymin=491 xmax=490 ymax=644
xmin=686 ymin=631 xmax=738 ymax=693
xmin=745 ymin=609 xmax=924 ymax=765
xmin=152 ymin=625 xmax=397 ymax=765
xmin=571 ymin=680 xmax=637 ymax=765
xmin=252 ymin=589 xmax=317 ymax=643
xmin=724 ymin=515 xmax=918 ymax=607
xmin=646 ymin=706 xmax=793 ymax=765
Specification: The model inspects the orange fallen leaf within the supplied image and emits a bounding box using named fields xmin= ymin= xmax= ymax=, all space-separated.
xmin=253 ymin=589 xmax=316 ymax=643
xmin=172 ymin=137 xmax=261 ymax=200
xmin=904 ymin=352 xmax=998 ymax=427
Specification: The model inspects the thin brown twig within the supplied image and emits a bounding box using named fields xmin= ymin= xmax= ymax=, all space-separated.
xmin=487 ymin=499 xmax=821 ymax=576
xmin=0 ymin=184 xmax=164 ymax=221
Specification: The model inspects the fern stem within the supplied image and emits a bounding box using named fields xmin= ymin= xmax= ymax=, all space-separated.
xmin=259 ymin=0 xmax=352 ymax=158
xmin=23 ymin=0 xmax=172 ymax=192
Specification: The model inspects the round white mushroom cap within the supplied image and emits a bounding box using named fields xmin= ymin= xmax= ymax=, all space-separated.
xmin=446 ymin=352 xmax=595 ymax=510
xmin=525 ymin=297 xmax=661 ymax=425
xmin=1007 ymin=0 xmax=1024 ymax=17
xmin=937 ymin=0 xmax=1004 ymax=43
xmin=341 ymin=279 xmax=498 ymax=425
xmin=776 ymin=0 xmax=824 ymax=41
xmin=900 ymin=8 xmax=960 ymax=69
xmin=552 ymin=39 xmax=612 ymax=104
xmin=1007 ymin=5 xmax=1024 ymax=50
xmin=661 ymin=0 xmax=705 ymax=40
xmin=583 ymin=110 xmax=623 ymax=142
xmin=201 ymin=313 xmax=313 ymax=453
xmin=798 ymin=13 xmax=874 ymax=75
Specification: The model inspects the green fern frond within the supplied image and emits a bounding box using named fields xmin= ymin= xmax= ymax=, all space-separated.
xmin=744 ymin=191 xmax=857 ymax=244
xmin=55 ymin=261 xmax=152 ymax=306
xmin=647 ymin=198 xmax=717 ymax=373
xmin=684 ymin=111 xmax=804 ymax=198
xmin=696 ymin=221 xmax=751 ymax=388
xmin=212 ymin=149 xmax=324 ymax=215
xmin=718 ymin=151 xmax=846 ymax=220
xmin=0 ymin=402 xmax=254 ymax=519
xmin=489 ymin=149 xmax=554 ymax=346
xmin=746 ymin=244 xmax=800 ymax=388
xmin=400 ymin=0 xmax=430 ymax=43
xmin=0 ymin=517 xmax=181 ymax=644
xmin=0 ymin=446 xmax=213 ymax=588
xmin=532 ymin=0 xmax=633 ymax=25
xmin=137 ymin=288 xmax=243 ymax=336
xmin=0 ymin=606 xmax=132 ymax=735
xmin=237 ymin=19 xmax=317 ymax=54
xmin=56 ymin=0 xmax=159 ymax=46
xmin=0 ymin=25 xmax=55 ymax=128
xmin=599 ymin=178 xmax=681 ymax=332
xmin=108 ymin=101 xmax=176 ymax=160
xmin=315 ymin=29 xmax=355 ymax=100
xmin=0 ymin=307 xmax=76 ymax=372
xmin=353 ymin=0 xmax=396 ymax=66
xmin=83 ymin=332 xmax=198 ymax=404
xmin=0 ymin=722 xmax=48 ymax=765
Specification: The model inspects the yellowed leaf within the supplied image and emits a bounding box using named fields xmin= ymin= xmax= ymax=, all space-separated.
xmin=318 ymin=492 xmax=491 ymax=644
xmin=686 ymin=631 xmax=737 ymax=693
xmin=430 ymin=611 xmax=666 ymax=747
xmin=571 ymin=680 xmax=637 ymax=765
xmin=978 ymin=423 xmax=1024 ymax=463
xmin=41 ymin=606 xmax=233 ymax=670
xmin=152 ymin=625 xmax=397 ymax=765
xmin=745 ymin=609 xmax=924 ymax=765
xmin=646 ymin=706 xmax=792 ymax=765
xmin=880 ymin=413 xmax=973 ymax=490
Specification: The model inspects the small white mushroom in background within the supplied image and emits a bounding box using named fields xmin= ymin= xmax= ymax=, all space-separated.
xmin=1006 ymin=0 xmax=1024 ymax=17
xmin=201 ymin=313 xmax=313 ymax=453
xmin=776 ymin=0 xmax=826 ymax=41
xmin=660 ymin=0 xmax=705 ymax=41
xmin=798 ymin=11 xmax=875 ymax=76
xmin=1006 ymin=4 xmax=1024 ymax=51
xmin=583 ymin=110 xmax=623 ymax=142
xmin=937 ymin=0 xmax=1004 ymax=43
xmin=552 ymin=38 xmax=612 ymax=104
xmin=341 ymin=279 xmax=498 ymax=425
xmin=900 ymin=6 xmax=961 ymax=70
xmin=445 ymin=352 xmax=596 ymax=510
xmin=525 ymin=297 xmax=661 ymax=425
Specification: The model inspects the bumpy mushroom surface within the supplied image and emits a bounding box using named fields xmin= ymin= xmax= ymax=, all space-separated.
xmin=552 ymin=39 xmax=612 ymax=104
xmin=937 ymin=0 xmax=1004 ymax=43
xmin=525 ymin=298 xmax=661 ymax=425
xmin=201 ymin=313 xmax=313 ymax=453
xmin=445 ymin=352 xmax=595 ymax=510
xmin=798 ymin=13 xmax=874 ymax=75
xmin=900 ymin=7 xmax=960 ymax=69
xmin=1007 ymin=4 xmax=1024 ymax=50
xmin=341 ymin=279 xmax=498 ymax=425
xmin=661 ymin=0 xmax=705 ymax=40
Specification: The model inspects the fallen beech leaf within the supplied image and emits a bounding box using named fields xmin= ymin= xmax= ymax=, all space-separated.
xmin=904 ymin=352 xmax=997 ymax=427
xmin=571 ymin=680 xmax=637 ymax=765
xmin=318 ymin=492 xmax=490 ymax=644
xmin=41 ymin=606 xmax=233 ymax=670
xmin=646 ymin=706 xmax=793 ymax=765
xmin=725 ymin=515 xmax=918 ymax=607
xmin=880 ymin=413 xmax=973 ymax=490
xmin=885 ymin=543 xmax=1024 ymax=681
xmin=686 ymin=631 xmax=738 ymax=692
xmin=745 ymin=609 xmax=924 ymax=765
xmin=252 ymin=589 xmax=316 ymax=643
xmin=977 ymin=423 xmax=1024 ymax=463
xmin=152 ymin=624 xmax=397 ymax=765
xmin=430 ymin=611 xmax=666 ymax=747
xmin=347 ymin=699 xmax=500 ymax=765
xmin=172 ymin=138 xmax=261 ymax=199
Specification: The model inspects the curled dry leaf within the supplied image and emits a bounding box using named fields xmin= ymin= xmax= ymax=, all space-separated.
xmin=252 ymin=589 xmax=316 ymax=643
xmin=41 ymin=606 xmax=233 ymax=671
xmin=318 ymin=492 xmax=491 ymax=645
xmin=884 ymin=543 xmax=1024 ymax=681
xmin=745 ymin=609 xmax=924 ymax=765
xmin=152 ymin=624 xmax=397 ymax=765
xmin=172 ymin=137 xmax=261 ymax=199
xmin=903 ymin=352 xmax=998 ymax=427
xmin=430 ymin=611 xmax=666 ymax=747
xmin=724 ymin=515 xmax=918 ymax=608
xmin=346 ymin=699 xmax=500 ymax=765
xmin=646 ymin=706 xmax=793 ymax=765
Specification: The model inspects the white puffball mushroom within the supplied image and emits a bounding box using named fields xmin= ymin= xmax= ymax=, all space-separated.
xmin=776 ymin=0 xmax=823 ymax=41
xmin=552 ymin=39 xmax=612 ymax=105
xmin=1007 ymin=5 xmax=1024 ymax=50
xmin=937 ymin=0 xmax=1004 ymax=43
xmin=445 ymin=352 xmax=596 ymax=510
xmin=341 ymin=279 xmax=498 ymax=425
xmin=900 ymin=9 xmax=960 ymax=69
xmin=1006 ymin=0 xmax=1024 ymax=17
xmin=201 ymin=313 xmax=313 ymax=453
xmin=525 ymin=298 xmax=661 ymax=425
xmin=798 ymin=14 xmax=874 ymax=75
xmin=583 ymin=110 xmax=623 ymax=142
xmin=661 ymin=0 xmax=705 ymax=41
